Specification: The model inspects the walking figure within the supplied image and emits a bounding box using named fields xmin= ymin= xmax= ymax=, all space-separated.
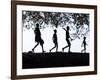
xmin=62 ymin=26 xmax=73 ymax=52
xmin=32 ymin=23 xmax=45 ymax=53
xmin=81 ymin=37 xmax=87 ymax=53
xmin=50 ymin=30 xmax=58 ymax=52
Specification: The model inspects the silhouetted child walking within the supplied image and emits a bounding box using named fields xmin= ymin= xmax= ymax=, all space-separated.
xmin=62 ymin=26 xmax=73 ymax=52
xmin=50 ymin=30 xmax=58 ymax=52
xmin=81 ymin=37 xmax=87 ymax=53
xmin=32 ymin=23 xmax=45 ymax=53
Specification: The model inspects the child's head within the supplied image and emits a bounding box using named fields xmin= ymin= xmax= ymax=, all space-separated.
xmin=54 ymin=29 xmax=57 ymax=33
xmin=84 ymin=37 xmax=86 ymax=40
xmin=36 ymin=23 xmax=39 ymax=28
xmin=66 ymin=26 xmax=69 ymax=30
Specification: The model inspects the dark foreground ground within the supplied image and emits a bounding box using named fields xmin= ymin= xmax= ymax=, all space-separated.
xmin=22 ymin=51 xmax=89 ymax=69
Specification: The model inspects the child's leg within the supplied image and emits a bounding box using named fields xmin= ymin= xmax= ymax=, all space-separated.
xmin=67 ymin=39 xmax=71 ymax=52
xmin=40 ymin=39 xmax=45 ymax=52
xmin=32 ymin=42 xmax=39 ymax=52
xmin=81 ymin=49 xmax=83 ymax=53
xmin=68 ymin=45 xmax=71 ymax=52
xmin=62 ymin=45 xmax=68 ymax=51
xmin=50 ymin=44 xmax=56 ymax=52
xmin=56 ymin=43 xmax=58 ymax=52
xmin=83 ymin=45 xmax=86 ymax=53
xmin=41 ymin=44 xmax=45 ymax=52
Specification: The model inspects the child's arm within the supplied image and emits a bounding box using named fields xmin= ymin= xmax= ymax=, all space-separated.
xmin=62 ymin=28 xmax=66 ymax=31
xmin=69 ymin=35 xmax=73 ymax=41
xmin=69 ymin=36 xmax=73 ymax=41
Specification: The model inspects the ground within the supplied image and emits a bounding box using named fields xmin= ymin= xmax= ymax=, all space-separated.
xmin=22 ymin=51 xmax=89 ymax=69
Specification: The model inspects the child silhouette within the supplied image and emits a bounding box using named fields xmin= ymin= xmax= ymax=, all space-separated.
xmin=81 ymin=37 xmax=87 ymax=53
xmin=62 ymin=26 xmax=73 ymax=52
xmin=32 ymin=23 xmax=45 ymax=53
xmin=49 ymin=30 xmax=58 ymax=52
